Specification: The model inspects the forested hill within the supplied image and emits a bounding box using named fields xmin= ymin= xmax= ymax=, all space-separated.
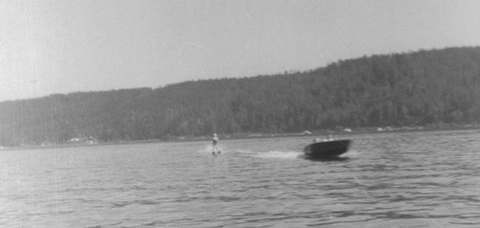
xmin=1 ymin=47 xmax=480 ymax=146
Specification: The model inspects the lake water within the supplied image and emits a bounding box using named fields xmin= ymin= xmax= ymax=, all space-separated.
xmin=1 ymin=130 xmax=480 ymax=228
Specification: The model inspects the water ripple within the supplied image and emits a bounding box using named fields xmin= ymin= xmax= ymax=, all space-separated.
xmin=1 ymin=130 xmax=479 ymax=227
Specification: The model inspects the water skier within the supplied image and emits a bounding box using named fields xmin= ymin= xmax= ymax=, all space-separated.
xmin=212 ymin=133 xmax=220 ymax=155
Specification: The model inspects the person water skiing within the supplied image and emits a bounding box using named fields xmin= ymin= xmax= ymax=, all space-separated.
xmin=212 ymin=133 xmax=220 ymax=155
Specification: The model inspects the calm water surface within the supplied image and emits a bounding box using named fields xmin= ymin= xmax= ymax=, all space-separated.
xmin=1 ymin=130 xmax=480 ymax=227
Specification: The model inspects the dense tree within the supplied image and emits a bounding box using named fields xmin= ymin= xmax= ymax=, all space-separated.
xmin=1 ymin=47 xmax=480 ymax=146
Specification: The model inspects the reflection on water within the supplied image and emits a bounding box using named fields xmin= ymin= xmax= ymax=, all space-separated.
xmin=1 ymin=130 xmax=480 ymax=227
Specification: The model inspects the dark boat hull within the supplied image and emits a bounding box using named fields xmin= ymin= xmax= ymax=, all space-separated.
xmin=303 ymin=140 xmax=351 ymax=160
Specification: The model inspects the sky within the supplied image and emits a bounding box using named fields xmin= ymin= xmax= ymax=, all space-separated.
xmin=1 ymin=0 xmax=480 ymax=101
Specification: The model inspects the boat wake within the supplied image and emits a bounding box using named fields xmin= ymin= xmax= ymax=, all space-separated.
xmin=253 ymin=150 xmax=302 ymax=159
xmin=342 ymin=149 xmax=359 ymax=158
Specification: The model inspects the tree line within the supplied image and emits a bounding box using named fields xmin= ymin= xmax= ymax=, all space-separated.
xmin=1 ymin=47 xmax=480 ymax=146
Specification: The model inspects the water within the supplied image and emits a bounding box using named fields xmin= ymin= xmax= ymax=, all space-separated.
xmin=1 ymin=130 xmax=480 ymax=228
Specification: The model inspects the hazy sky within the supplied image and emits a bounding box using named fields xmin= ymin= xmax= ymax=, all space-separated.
xmin=1 ymin=0 xmax=480 ymax=101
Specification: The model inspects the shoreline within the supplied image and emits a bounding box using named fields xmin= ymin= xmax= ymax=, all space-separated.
xmin=1 ymin=125 xmax=479 ymax=152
